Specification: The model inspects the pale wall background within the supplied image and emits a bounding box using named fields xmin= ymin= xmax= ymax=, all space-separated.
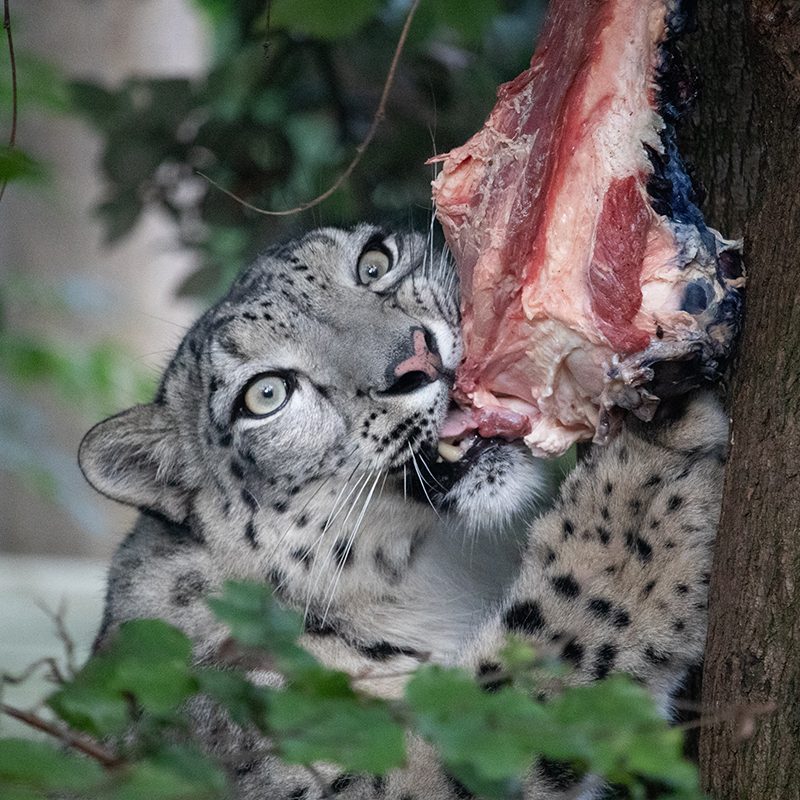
xmin=0 ymin=0 xmax=211 ymax=723
xmin=1 ymin=0 xmax=209 ymax=559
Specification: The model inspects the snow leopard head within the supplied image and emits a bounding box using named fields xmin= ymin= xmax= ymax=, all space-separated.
xmin=79 ymin=225 xmax=544 ymax=544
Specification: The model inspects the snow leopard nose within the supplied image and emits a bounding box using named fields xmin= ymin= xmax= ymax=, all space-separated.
xmin=383 ymin=327 xmax=442 ymax=395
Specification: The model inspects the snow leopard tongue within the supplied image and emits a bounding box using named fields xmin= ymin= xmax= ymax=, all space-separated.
xmin=438 ymin=404 xmax=530 ymax=463
xmin=441 ymin=401 xmax=531 ymax=440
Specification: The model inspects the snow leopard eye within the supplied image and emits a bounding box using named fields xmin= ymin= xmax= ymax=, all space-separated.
xmin=240 ymin=373 xmax=291 ymax=418
xmin=357 ymin=247 xmax=392 ymax=285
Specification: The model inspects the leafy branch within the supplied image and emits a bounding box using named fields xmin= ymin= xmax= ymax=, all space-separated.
xmin=0 ymin=0 xmax=17 ymax=203
xmin=0 ymin=581 xmax=715 ymax=800
xmin=197 ymin=0 xmax=421 ymax=216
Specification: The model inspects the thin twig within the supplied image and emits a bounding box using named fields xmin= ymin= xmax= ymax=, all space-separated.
xmin=1 ymin=657 xmax=66 ymax=688
xmin=676 ymin=701 xmax=777 ymax=736
xmin=197 ymin=0 xmax=421 ymax=217
xmin=35 ymin=598 xmax=78 ymax=678
xmin=0 ymin=0 xmax=17 ymax=204
xmin=0 ymin=703 xmax=122 ymax=768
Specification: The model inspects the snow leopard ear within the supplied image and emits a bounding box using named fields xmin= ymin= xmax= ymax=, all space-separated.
xmin=78 ymin=404 xmax=192 ymax=524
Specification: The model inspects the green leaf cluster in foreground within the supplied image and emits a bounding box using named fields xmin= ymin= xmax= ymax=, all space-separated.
xmin=0 ymin=582 xmax=704 ymax=799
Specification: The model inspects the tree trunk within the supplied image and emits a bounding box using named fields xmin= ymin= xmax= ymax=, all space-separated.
xmin=686 ymin=2 xmax=800 ymax=798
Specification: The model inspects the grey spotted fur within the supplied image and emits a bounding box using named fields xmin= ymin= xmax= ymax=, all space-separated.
xmin=80 ymin=225 xmax=728 ymax=800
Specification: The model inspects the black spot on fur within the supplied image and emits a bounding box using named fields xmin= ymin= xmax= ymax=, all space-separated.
xmin=244 ymin=520 xmax=259 ymax=549
xmin=562 ymin=519 xmax=575 ymax=538
xmin=597 ymin=525 xmax=612 ymax=545
xmin=644 ymin=645 xmax=672 ymax=666
xmin=675 ymin=583 xmax=689 ymax=595
xmin=673 ymin=618 xmax=686 ymax=632
xmin=551 ymin=573 xmax=581 ymax=599
xmin=356 ymin=641 xmax=421 ymax=661
xmin=538 ymin=757 xmax=581 ymax=790
xmin=612 ymin=609 xmax=631 ymax=628
xmin=267 ymin=568 xmax=287 ymax=596
xmin=241 ymin=488 xmax=258 ymax=510
xmin=372 ymin=776 xmax=387 ymax=794
xmin=628 ymin=498 xmax=642 ymax=515
xmin=272 ymin=500 xmax=289 ymax=514
xmin=588 ymin=597 xmax=612 ymax=618
xmin=593 ymin=643 xmax=618 ymax=679
xmin=330 ymin=774 xmax=357 ymax=794
xmin=333 ymin=538 xmax=354 ymax=568
xmin=304 ymin=614 xmax=339 ymax=637
xmin=171 ymin=570 xmax=209 ymax=607
xmin=287 ymin=787 xmax=309 ymax=800
xmin=644 ymin=473 xmax=662 ymax=487
xmin=290 ymin=547 xmax=314 ymax=569
xmin=561 ymin=638 xmax=584 ymax=668
xmin=504 ymin=600 xmax=546 ymax=634
xmin=296 ymin=513 xmax=309 ymax=528
xmin=642 ymin=579 xmax=657 ymax=597
xmin=543 ymin=548 xmax=557 ymax=566
xmin=667 ymin=494 xmax=684 ymax=512
xmin=625 ymin=531 xmax=653 ymax=563
xmin=230 ymin=460 xmax=245 ymax=480
xmin=604 ymin=480 xmax=614 ymax=495
xmin=477 ymin=661 xmax=509 ymax=693
xmin=218 ymin=432 xmax=232 ymax=447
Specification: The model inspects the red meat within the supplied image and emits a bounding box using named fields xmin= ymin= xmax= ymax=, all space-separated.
xmin=432 ymin=0 xmax=744 ymax=456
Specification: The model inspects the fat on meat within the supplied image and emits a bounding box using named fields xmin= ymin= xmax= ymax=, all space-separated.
xmin=432 ymin=0 xmax=744 ymax=456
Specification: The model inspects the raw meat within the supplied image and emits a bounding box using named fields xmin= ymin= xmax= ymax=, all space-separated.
xmin=431 ymin=0 xmax=744 ymax=457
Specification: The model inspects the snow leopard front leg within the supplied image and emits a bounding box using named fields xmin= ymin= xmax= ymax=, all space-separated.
xmin=461 ymin=391 xmax=728 ymax=798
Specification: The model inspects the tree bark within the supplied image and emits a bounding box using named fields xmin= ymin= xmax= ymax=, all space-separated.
xmin=687 ymin=2 xmax=800 ymax=798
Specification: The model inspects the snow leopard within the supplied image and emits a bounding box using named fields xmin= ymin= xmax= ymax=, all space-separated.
xmin=79 ymin=224 xmax=728 ymax=799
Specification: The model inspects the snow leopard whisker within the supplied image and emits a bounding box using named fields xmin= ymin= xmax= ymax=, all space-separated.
xmin=409 ymin=445 xmax=442 ymax=521
xmin=415 ymin=446 xmax=447 ymax=492
xmin=321 ymin=470 xmax=383 ymax=622
xmin=303 ymin=470 xmax=373 ymax=621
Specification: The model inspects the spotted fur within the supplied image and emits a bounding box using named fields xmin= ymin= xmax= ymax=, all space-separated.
xmin=80 ymin=225 xmax=727 ymax=799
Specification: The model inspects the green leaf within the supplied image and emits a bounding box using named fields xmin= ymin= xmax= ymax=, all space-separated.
xmin=195 ymin=668 xmax=272 ymax=731
xmin=539 ymin=676 xmax=702 ymax=796
xmin=48 ymin=685 xmax=130 ymax=738
xmin=0 ymin=738 xmax=104 ymax=792
xmin=435 ymin=0 xmax=500 ymax=45
xmin=270 ymin=686 xmax=406 ymax=774
xmin=406 ymin=665 xmax=545 ymax=796
xmin=49 ymin=619 xmax=197 ymax=736
xmin=0 ymin=147 xmax=45 ymax=183
xmin=266 ymin=0 xmax=381 ymax=40
xmin=207 ymin=581 xmax=313 ymax=674
xmin=102 ymin=744 xmax=228 ymax=800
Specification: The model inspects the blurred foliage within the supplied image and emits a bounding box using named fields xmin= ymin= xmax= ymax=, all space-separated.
xmin=0 ymin=23 xmax=154 ymax=528
xmin=69 ymin=0 xmax=547 ymax=301
xmin=0 ymin=276 xmax=156 ymax=533
xmin=0 ymin=581 xmax=704 ymax=799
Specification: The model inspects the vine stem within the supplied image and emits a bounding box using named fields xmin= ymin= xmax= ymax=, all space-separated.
xmin=197 ymin=0 xmax=422 ymax=217
xmin=0 ymin=0 xmax=17 ymax=204
xmin=0 ymin=703 xmax=122 ymax=768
